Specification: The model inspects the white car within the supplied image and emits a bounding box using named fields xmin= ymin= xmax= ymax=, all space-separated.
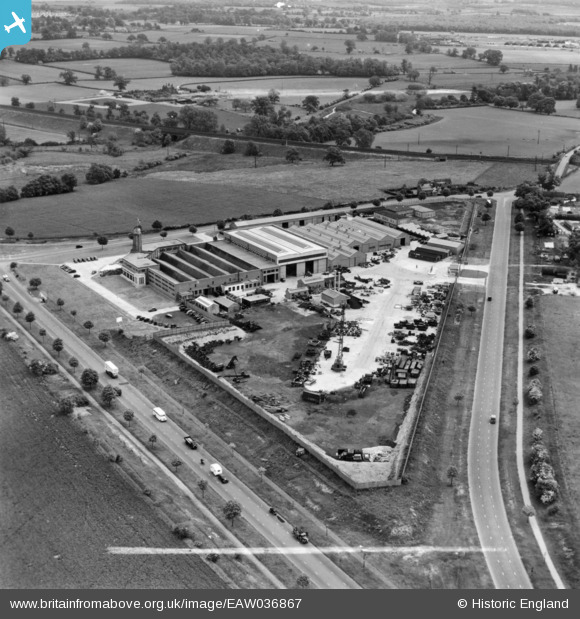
xmin=2 ymin=275 xmax=9 ymax=282
xmin=152 ymin=407 xmax=168 ymax=422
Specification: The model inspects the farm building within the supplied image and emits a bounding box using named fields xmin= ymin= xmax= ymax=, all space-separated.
xmin=285 ymin=286 xmax=310 ymax=300
xmin=372 ymin=204 xmax=414 ymax=226
xmin=412 ymin=205 xmax=435 ymax=219
xmin=425 ymin=238 xmax=464 ymax=255
xmin=409 ymin=246 xmax=450 ymax=262
xmin=321 ymin=289 xmax=349 ymax=308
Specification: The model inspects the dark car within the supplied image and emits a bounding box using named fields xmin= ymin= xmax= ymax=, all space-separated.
xmin=148 ymin=307 xmax=157 ymax=312
xmin=184 ymin=436 xmax=198 ymax=449
xmin=73 ymin=274 xmax=81 ymax=278
xmin=487 ymin=296 xmax=492 ymax=301
xmin=76 ymin=245 xmax=83 ymax=249
xmin=216 ymin=474 xmax=229 ymax=484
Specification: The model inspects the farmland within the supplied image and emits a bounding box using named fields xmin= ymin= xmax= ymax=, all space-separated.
xmin=372 ymin=106 xmax=578 ymax=158
xmin=0 ymin=175 xmax=326 ymax=238
xmin=0 ymin=328 xmax=225 ymax=589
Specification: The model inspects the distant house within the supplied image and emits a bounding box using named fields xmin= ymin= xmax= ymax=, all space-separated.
xmin=214 ymin=296 xmax=240 ymax=315
xmin=193 ymin=295 xmax=219 ymax=315
xmin=373 ymin=204 xmax=413 ymax=226
xmin=412 ymin=205 xmax=435 ymax=219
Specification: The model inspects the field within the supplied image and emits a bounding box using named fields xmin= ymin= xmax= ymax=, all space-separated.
xmin=0 ymin=175 xmax=326 ymax=238
xmin=559 ymin=169 xmax=580 ymax=193
xmin=373 ymin=106 xmax=576 ymax=158
xmin=150 ymin=157 xmax=491 ymax=202
xmin=474 ymin=162 xmax=539 ymax=187
xmin=0 ymin=325 xmax=225 ymax=589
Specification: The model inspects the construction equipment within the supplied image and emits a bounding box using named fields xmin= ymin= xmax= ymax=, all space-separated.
xmin=226 ymin=355 xmax=238 ymax=370
xmin=292 ymin=526 xmax=309 ymax=544
xmin=331 ymin=306 xmax=347 ymax=372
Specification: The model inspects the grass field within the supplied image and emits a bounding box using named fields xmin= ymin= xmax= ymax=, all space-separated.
xmin=0 ymin=176 xmax=326 ymax=238
xmin=0 ymin=324 xmax=225 ymax=589
xmin=474 ymin=162 xmax=540 ymax=188
xmin=150 ymin=157 xmax=491 ymax=202
xmin=46 ymin=58 xmax=173 ymax=79
xmin=373 ymin=106 xmax=576 ymax=158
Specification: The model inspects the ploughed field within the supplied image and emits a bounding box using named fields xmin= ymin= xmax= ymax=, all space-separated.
xmin=0 ymin=329 xmax=224 ymax=589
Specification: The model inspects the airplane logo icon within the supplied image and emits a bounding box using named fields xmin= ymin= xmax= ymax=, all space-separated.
xmin=4 ymin=12 xmax=26 ymax=34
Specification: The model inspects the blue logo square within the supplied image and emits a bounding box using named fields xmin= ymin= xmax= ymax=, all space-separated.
xmin=0 ymin=1 xmax=32 ymax=52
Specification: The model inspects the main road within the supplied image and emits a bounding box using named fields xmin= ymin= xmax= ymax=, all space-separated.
xmin=2 ymin=276 xmax=361 ymax=590
xmin=468 ymin=192 xmax=532 ymax=589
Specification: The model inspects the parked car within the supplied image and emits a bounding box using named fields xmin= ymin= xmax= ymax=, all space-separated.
xmin=490 ymin=415 xmax=497 ymax=424
xmin=184 ymin=436 xmax=198 ymax=449
xmin=148 ymin=307 xmax=157 ymax=312
xmin=152 ymin=406 xmax=167 ymax=422
xmin=75 ymin=245 xmax=83 ymax=249
xmin=2 ymin=275 xmax=9 ymax=282
xmin=216 ymin=474 xmax=229 ymax=484
xmin=73 ymin=274 xmax=81 ymax=278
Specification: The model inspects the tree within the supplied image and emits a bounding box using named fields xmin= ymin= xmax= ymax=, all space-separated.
xmin=52 ymin=338 xmax=64 ymax=357
xmin=216 ymin=220 xmax=226 ymax=232
xmin=59 ymin=397 xmax=74 ymax=416
xmin=323 ymin=146 xmax=345 ymax=166
xmin=68 ymin=357 xmax=79 ymax=373
xmin=70 ymin=309 xmax=77 ymax=321
xmin=152 ymin=220 xmax=163 ymax=232
xmin=368 ymin=75 xmax=382 ymax=88
xmin=11 ymin=97 xmax=20 ymax=107
xmin=499 ymin=64 xmax=509 ymax=74
xmin=515 ymin=222 xmax=525 ymax=234
xmin=148 ymin=434 xmax=157 ymax=450
xmin=481 ymin=212 xmax=491 ymax=226
xmin=198 ymin=479 xmax=208 ymax=499
xmin=113 ymin=75 xmax=131 ymax=91
xmin=353 ymin=128 xmax=375 ymax=149
xmin=467 ymin=305 xmax=476 ymax=317
xmin=267 ymin=88 xmax=280 ymax=104
xmin=514 ymin=212 xmax=524 ymax=224
xmin=301 ymin=95 xmax=320 ymax=113
xmin=286 ymin=147 xmax=301 ymax=164
xmin=221 ymin=139 xmax=236 ymax=154
xmin=83 ymin=320 xmax=94 ymax=335
xmin=447 ymin=465 xmax=458 ymax=487
xmin=244 ymin=141 xmax=261 ymax=157
xmin=428 ymin=66 xmax=438 ymax=85
xmin=29 ymin=277 xmax=41 ymax=290
xmin=223 ymin=500 xmax=242 ymax=528
xmin=97 ymin=236 xmax=108 ymax=250
xmin=24 ymin=311 xmax=35 ymax=329
xmin=12 ymin=301 xmax=23 ymax=318
xmin=5 ymin=227 xmax=15 ymax=240
xmin=57 ymin=298 xmax=65 ymax=311
xmin=454 ymin=392 xmax=464 ymax=406
xmin=59 ymin=70 xmax=78 ymax=85
xmin=407 ymin=69 xmax=420 ymax=81
xmin=171 ymin=459 xmax=182 ymax=473
xmin=296 ymin=575 xmax=310 ymax=589
xmin=344 ymin=39 xmax=356 ymax=54
xmin=481 ymin=49 xmax=503 ymax=66
xmin=86 ymin=163 xmax=114 ymax=184
xmin=21 ymin=74 xmax=31 ymax=85
xmin=188 ymin=225 xmax=198 ymax=235
xmin=61 ymin=173 xmax=78 ymax=192
xmin=525 ymin=296 xmax=534 ymax=309
xmin=101 ymin=384 xmax=117 ymax=408
xmin=272 ymin=209 xmax=283 ymax=217
xmin=123 ymin=410 xmax=135 ymax=427
xmin=98 ymin=330 xmax=111 ymax=347
xmin=522 ymin=504 xmax=536 ymax=521
xmin=39 ymin=328 xmax=46 ymax=341
xmin=160 ymin=231 xmax=168 ymax=239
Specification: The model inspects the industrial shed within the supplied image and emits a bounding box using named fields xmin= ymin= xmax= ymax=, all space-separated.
xmin=409 ymin=246 xmax=450 ymax=262
xmin=425 ymin=238 xmax=464 ymax=255
xmin=214 ymin=296 xmax=240 ymax=315
xmin=321 ymin=289 xmax=349 ymax=308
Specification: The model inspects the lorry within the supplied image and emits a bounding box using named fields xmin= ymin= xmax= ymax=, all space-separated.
xmin=104 ymin=361 xmax=119 ymax=378
xmin=292 ymin=526 xmax=309 ymax=544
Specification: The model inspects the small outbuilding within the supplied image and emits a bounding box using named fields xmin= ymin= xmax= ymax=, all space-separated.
xmin=321 ymin=288 xmax=349 ymax=308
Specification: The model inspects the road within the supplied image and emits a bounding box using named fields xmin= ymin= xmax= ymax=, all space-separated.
xmin=2 ymin=276 xmax=360 ymax=589
xmin=467 ymin=192 xmax=532 ymax=589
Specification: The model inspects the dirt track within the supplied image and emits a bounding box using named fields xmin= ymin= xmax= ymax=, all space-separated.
xmin=0 ymin=335 xmax=225 ymax=589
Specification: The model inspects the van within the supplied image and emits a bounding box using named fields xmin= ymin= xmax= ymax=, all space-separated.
xmin=153 ymin=407 xmax=168 ymax=422
xmin=209 ymin=463 xmax=222 ymax=476
xmin=104 ymin=361 xmax=119 ymax=378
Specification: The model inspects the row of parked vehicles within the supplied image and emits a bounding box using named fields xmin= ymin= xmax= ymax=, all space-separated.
xmin=73 ymin=256 xmax=98 ymax=263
